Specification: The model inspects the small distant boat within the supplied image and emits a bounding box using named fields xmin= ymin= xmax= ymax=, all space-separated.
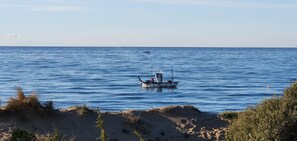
xmin=143 ymin=50 xmax=150 ymax=54
xmin=138 ymin=68 xmax=179 ymax=88
xmin=290 ymin=78 xmax=297 ymax=83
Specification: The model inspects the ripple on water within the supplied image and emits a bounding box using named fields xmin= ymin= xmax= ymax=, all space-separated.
xmin=0 ymin=47 xmax=296 ymax=113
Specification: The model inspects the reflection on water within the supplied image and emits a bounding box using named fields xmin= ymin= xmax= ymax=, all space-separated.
xmin=140 ymin=87 xmax=177 ymax=93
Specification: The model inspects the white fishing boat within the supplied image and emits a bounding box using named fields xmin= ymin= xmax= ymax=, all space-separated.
xmin=138 ymin=68 xmax=179 ymax=88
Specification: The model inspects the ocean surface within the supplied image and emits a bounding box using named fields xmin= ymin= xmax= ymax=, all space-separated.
xmin=0 ymin=47 xmax=296 ymax=113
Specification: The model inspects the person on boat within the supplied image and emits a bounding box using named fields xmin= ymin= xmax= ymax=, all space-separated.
xmin=151 ymin=77 xmax=154 ymax=83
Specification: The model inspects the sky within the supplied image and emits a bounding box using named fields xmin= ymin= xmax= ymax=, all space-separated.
xmin=0 ymin=0 xmax=297 ymax=47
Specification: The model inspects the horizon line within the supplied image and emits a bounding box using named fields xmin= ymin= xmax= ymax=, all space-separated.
xmin=0 ymin=45 xmax=297 ymax=49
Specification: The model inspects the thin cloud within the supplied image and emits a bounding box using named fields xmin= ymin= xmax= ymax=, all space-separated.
xmin=6 ymin=33 xmax=21 ymax=38
xmin=132 ymin=0 xmax=297 ymax=9
xmin=29 ymin=5 xmax=88 ymax=12
xmin=0 ymin=4 xmax=90 ymax=12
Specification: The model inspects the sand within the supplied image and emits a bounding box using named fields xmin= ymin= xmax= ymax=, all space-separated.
xmin=0 ymin=105 xmax=228 ymax=141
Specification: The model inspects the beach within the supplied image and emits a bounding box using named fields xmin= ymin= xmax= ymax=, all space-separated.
xmin=0 ymin=105 xmax=228 ymax=141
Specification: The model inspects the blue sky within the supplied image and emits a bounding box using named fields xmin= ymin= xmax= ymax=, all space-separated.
xmin=0 ymin=0 xmax=297 ymax=47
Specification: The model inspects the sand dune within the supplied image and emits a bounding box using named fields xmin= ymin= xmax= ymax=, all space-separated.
xmin=0 ymin=105 xmax=228 ymax=141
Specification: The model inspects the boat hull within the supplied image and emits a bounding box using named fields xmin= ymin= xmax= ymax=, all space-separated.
xmin=140 ymin=82 xmax=179 ymax=88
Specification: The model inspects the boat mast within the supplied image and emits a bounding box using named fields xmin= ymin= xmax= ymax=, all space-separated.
xmin=151 ymin=67 xmax=153 ymax=78
xmin=171 ymin=66 xmax=174 ymax=82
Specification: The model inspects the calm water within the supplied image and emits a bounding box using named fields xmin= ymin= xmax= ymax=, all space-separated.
xmin=0 ymin=47 xmax=296 ymax=113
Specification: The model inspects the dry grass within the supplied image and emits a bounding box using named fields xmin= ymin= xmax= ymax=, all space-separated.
xmin=43 ymin=128 xmax=68 ymax=141
xmin=122 ymin=113 xmax=142 ymax=124
xmin=122 ymin=113 xmax=151 ymax=135
xmin=4 ymin=87 xmax=56 ymax=115
xmin=17 ymin=87 xmax=25 ymax=102
xmin=75 ymin=104 xmax=93 ymax=116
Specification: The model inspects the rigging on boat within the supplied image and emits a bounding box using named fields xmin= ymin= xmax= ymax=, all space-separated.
xmin=138 ymin=67 xmax=179 ymax=88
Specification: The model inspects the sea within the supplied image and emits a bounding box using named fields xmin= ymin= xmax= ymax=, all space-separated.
xmin=0 ymin=47 xmax=296 ymax=113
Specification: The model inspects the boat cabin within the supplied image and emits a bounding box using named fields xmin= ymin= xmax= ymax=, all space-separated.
xmin=155 ymin=73 xmax=163 ymax=83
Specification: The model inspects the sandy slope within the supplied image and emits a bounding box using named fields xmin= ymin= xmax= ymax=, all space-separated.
xmin=0 ymin=106 xmax=228 ymax=141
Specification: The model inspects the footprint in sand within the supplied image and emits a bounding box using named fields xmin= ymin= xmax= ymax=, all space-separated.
xmin=179 ymin=118 xmax=198 ymax=134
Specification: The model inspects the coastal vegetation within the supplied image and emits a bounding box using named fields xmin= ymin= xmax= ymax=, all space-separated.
xmin=44 ymin=129 xmax=68 ymax=141
xmin=75 ymin=104 xmax=93 ymax=116
xmin=11 ymin=128 xmax=36 ymax=141
xmin=3 ymin=87 xmax=55 ymax=115
xmin=1 ymin=82 xmax=297 ymax=140
xmin=133 ymin=129 xmax=144 ymax=141
xmin=219 ymin=111 xmax=238 ymax=121
xmin=0 ymin=87 xmax=73 ymax=140
xmin=226 ymin=82 xmax=297 ymax=141
xmin=96 ymin=110 xmax=108 ymax=141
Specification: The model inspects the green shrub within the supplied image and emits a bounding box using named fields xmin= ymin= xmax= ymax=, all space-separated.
xmin=219 ymin=111 xmax=238 ymax=121
xmin=133 ymin=129 xmax=144 ymax=141
xmin=96 ymin=110 xmax=108 ymax=141
xmin=42 ymin=100 xmax=56 ymax=115
xmin=44 ymin=128 xmax=66 ymax=141
xmin=226 ymin=82 xmax=297 ymax=141
xmin=10 ymin=128 xmax=36 ymax=141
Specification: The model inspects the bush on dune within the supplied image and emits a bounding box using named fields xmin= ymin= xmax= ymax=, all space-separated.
xmin=219 ymin=111 xmax=238 ymax=121
xmin=44 ymin=128 xmax=69 ymax=141
xmin=226 ymin=82 xmax=297 ymax=141
xmin=4 ymin=87 xmax=56 ymax=115
xmin=11 ymin=128 xmax=36 ymax=141
xmin=75 ymin=104 xmax=93 ymax=116
xmin=5 ymin=87 xmax=39 ymax=111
